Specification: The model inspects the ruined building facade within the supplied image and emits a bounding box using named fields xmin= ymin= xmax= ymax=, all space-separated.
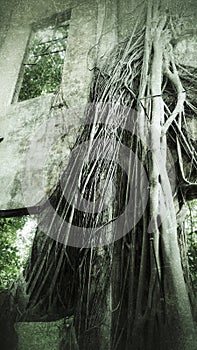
xmin=0 ymin=0 xmax=196 ymax=215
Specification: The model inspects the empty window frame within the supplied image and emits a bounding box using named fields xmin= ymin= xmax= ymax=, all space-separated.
xmin=15 ymin=10 xmax=71 ymax=102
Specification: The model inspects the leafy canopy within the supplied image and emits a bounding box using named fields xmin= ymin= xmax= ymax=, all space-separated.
xmin=0 ymin=217 xmax=26 ymax=288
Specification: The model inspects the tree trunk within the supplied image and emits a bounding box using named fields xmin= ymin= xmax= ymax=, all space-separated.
xmin=13 ymin=2 xmax=197 ymax=349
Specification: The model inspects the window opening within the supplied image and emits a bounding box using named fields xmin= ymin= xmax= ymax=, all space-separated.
xmin=17 ymin=11 xmax=71 ymax=102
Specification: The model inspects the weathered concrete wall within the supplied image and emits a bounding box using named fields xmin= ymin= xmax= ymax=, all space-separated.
xmin=61 ymin=0 xmax=98 ymax=107
xmin=0 ymin=0 xmax=196 ymax=211
xmin=0 ymin=0 xmax=120 ymax=211
xmin=0 ymin=95 xmax=86 ymax=208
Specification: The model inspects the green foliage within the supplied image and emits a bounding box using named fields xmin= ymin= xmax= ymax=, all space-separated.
xmin=187 ymin=231 xmax=197 ymax=292
xmin=18 ymin=23 xmax=68 ymax=101
xmin=185 ymin=200 xmax=197 ymax=293
xmin=0 ymin=217 xmax=26 ymax=288
xmin=18 ymin=50 xmax=63 ymax=101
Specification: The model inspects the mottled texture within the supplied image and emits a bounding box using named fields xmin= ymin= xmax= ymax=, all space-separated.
xmin=15 ymin=318 xmax=64 ymax=350
xmin=15 ymin=317 xmax=79 ymax=350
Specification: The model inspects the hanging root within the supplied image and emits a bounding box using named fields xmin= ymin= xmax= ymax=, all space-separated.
xmin=18 ymin=3 xmax=197 ymax=350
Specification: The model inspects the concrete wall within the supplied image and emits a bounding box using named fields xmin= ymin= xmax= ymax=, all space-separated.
xmin=0 ymin=0 xmax=119 ymax=211
xmin=0 ymin=0 xmax=196 ymax=211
